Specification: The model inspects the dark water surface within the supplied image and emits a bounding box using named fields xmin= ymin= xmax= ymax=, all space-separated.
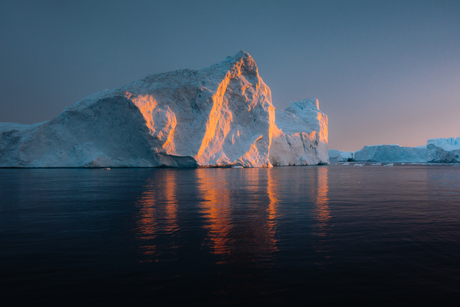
xmin=1 ymin=166 xmax=460 ymax=306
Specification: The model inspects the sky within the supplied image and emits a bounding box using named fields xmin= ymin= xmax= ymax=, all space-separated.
xmin=0 ymin=0 xmax=459 ymax=151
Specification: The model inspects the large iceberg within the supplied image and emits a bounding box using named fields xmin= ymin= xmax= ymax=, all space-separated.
xmin=352 ymin=138 xmax=460 ymax=163
xmin=0 ymin=51 xmax=328 ymax=168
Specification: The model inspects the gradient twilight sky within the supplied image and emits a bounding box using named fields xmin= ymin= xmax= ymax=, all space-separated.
xmin=0 ymin=0 xmax=459 ymax=151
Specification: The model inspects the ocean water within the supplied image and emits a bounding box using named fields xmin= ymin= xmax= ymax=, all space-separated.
xmin=1 ymin=165 xmax=460 ymax=306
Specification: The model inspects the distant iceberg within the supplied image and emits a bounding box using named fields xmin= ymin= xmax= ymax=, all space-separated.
xmin=354 ymin=144 xmax=429 ymax=163
xmin=427 ymin=137 xmax=460 ymax=150
xmin=350 ymin=138 xmax=460 ymax=163
xmin=328 ymin=149 xmax=353 ymax=162
xmin=427 ymin=138 xmax=460 ymax=163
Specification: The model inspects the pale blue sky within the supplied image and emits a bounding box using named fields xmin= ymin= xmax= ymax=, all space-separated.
xmin=1 ymin=0 xmax=459 ymax=151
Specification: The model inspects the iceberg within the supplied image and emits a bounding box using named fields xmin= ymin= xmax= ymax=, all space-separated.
xmin=354 ymin=144 xmax=428 ymax=163
xmin=352 ymin=138 xmax=460 ymax=163
xmin=0 ymin=51 xmax=328 ymax=168
xmin=269 ymin=99 xmax=328 ymax=166
xmin=427 ymin=137 xmax=460 ymax=150
xmin=427 ymin=141 xmax=460 ymax=163
xmin=328 ymin=149 xmax=353 ymax=162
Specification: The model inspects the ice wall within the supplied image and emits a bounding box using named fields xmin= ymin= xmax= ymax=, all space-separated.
xmin=269 ymin=99 xmax=328 ymax=166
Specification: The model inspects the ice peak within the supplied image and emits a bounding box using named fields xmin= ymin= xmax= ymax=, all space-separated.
xmin=220 ymin=50 xmax=258 ymax=77
xmin=231 ymin=50 xmax=252 ymax=60
xmin=286 ymin=99 xmax=320 ymax=113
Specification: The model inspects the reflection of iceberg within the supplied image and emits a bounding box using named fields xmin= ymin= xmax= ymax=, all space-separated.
xmin=197 ymin=169 xmax=278 ymax=263
xmin=196 ymin=169 xmax=232 ymax=256
xmin=134 ymin=168 xmax=281 ymax=264
xmin=246 ymin=170 xmax=278 ymax=255
xmin=163 ymin=172 xmax=179 ymax=235
xmin=266 ymin=169 xmax=278 ymax=249
xmin=313 ymin=167 xmax=329 ymax=238
xmin=135 ymin=170 xmax=179 ymax=258
xmin=137 ymin=186 xmax=158 ymax=256
xmin=136 ymin=188 xmax=155 ymax=231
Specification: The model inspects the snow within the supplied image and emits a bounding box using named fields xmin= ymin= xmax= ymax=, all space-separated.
xmin=0 ymin=51 xmax=328 ymax=168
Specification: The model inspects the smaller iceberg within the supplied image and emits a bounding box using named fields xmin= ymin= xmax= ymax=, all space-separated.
xmin=427 ymin=137 xmax=460 ymax=163
xmin=427 ymin=137 xmax=460 ymax=151
xmin=354 ymin=144 xmax=428 ymax=163
xmin=269 ymin=99 xmax=328 ymax=166
xmin=351 ymin=137 xmax=460 ymax=163
xmin=328 ymin=149 xmax=353 ymax=162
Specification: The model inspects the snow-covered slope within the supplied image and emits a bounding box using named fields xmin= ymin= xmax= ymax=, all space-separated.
xmin=0 ymin=96 xmax=177 ymax=167
xmin=0 ymin=51 xmax=328 ymax=168
xmin=269 ymin=99 xmax=328 ymax=166
xmin=328 ymin=149 xmax=353 ymax=162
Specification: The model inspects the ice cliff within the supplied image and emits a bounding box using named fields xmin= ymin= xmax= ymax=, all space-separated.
xmin=0 ymin=51 xmax=328 ymax=168
xmin=353 ymin=145 xmax=429 ymax=163
xmin=427 ymin=137 xmax=460 ymax=163
xmin=352 ymin=138 xmax=460 ymax=163
xmin=270 ymin=99 xmax=328 ymax=166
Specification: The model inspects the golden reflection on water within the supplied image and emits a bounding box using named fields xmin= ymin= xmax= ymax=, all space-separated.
xmin=244 ymin=169 xmax=278 ymax=257
xmin=135 ymin=168 xmax=280 ymax=264
xmin=196 ymin=169 xmax=278 ymax=263
xmin=266 ymin=169 xmax=278 ymax=251
xmin=195 ymin=169 xmax=232 ymax=256
xmin=313 ymin=167 xmax=330 ymax=256
xmin=164 ymin=172 xmax=179 ymax=235
xmin=136 ymin=170 xmax=178 ymax=259
xmin=137 ymin=186 xmax=157 ymax=256
xmin=314 ymin=167 xmax=330 ymax=233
